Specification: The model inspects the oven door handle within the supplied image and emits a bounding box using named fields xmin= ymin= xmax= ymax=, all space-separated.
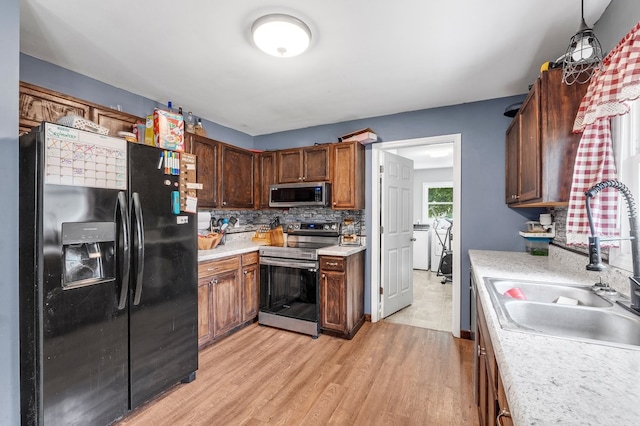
xmin=259 ymin=257 xmax=317 ymax=270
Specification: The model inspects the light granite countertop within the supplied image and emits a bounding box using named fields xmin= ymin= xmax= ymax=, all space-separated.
xmin=469 ymin=249 xmax=640 ymax=425
xmin=198 ymin=240 xmax=365 ymax=262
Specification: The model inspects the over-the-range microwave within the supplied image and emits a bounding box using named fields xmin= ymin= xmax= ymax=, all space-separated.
xmin=269 ymin=182 xmax=332 ymax=208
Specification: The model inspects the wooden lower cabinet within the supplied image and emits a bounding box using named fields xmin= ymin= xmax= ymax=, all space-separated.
xmin=476 ymin=293 xmax=512 ymax=426
xmin=241 ymin=252 xmax=259 ymax=322
xmin=319 ymin=251 xmax=365 ymax=339
xmin=197 ymin=251 xmax=259 ymax=349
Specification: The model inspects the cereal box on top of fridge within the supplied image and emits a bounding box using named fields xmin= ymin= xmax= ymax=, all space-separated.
xmin=153 ymin=108 xmax=184 ymax=151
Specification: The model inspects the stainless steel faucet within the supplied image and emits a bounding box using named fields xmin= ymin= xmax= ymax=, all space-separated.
xmin=585 ymin=180 xmax=640 ymax=312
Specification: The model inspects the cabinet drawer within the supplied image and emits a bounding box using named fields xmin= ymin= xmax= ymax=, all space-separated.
xmin=198 ymin=256 xmax=240 ymax=277
xmin=242 ymin=251 xmax=258 ymax=266
xmin=320 ymin=257 xmax=345 ymax=271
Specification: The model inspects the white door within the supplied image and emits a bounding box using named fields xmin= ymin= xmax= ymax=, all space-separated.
xmin=381 ymin=151 xmax=414 ymax=317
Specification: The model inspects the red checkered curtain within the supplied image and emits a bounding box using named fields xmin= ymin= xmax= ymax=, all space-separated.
xmin=566 ymin=21 xmax=640 ymax=246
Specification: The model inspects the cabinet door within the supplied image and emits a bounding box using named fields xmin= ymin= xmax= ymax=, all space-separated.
xmin=277 ymin=149 xmax=304 ymax=182
xmin=518 ymin=83 xmax=541 ymax=202
xmin=90 ymin=107 xmax=141 ymax=136
xmin=192 ymin=136 xmax=219 ymax=208
xmin=197 ymin=278 xmax=214 ymax=347
xmin=303 ymin=145 xmax=331 ymax=182
xmin=320 ymin=269 xmax=346 ymax=332
xmin=331 ymin=141 xmax=364 ymax=209
xmin=242 ymin=263 xmax=259 ymax=322
xmin=212 ymin=269 xmax=241 ymax=337
xmin=19 ymin=82 xmax=93 ymax=132
xmin=259 ymin=152 xmax=277 ymax=208
xmin=505 ymin=117 xmax=520 ymax=204
xmin=497 ymin=374 xmax=513 ymax=426
xmin=220 ymin=144 xmax=255 ymax=208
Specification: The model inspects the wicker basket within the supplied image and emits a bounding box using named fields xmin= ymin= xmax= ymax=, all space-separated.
xmin=56 ymin=115 xmax=109 ymax=135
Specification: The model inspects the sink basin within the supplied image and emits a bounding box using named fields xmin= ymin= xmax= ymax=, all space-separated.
xmin=484 ymin=277 xmax=640 ymax=349
xmin=488 ymin=279 xmax=612 ymax=307
xmin=502 ymin=300 xmax=640 ymax=346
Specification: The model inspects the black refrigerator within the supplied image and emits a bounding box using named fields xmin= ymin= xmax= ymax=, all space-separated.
xmin=19 ymin=122 xmax=198 ymax=425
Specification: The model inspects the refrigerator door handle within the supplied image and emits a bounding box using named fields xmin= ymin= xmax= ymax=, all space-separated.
xmin=117 ymin=191 xmax=131 ymax=310
xmin=132 ymin=192 xmax=145 ymax=306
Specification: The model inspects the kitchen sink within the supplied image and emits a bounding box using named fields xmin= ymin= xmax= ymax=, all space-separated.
xmin=488 ymin=279 xmax=612 ymax=307
xmin=484 ymin=278 xmax=640 ymax=349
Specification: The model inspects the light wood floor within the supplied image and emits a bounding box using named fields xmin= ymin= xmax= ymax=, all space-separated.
xmin=117 ymin=321 xmax=479 ymax=426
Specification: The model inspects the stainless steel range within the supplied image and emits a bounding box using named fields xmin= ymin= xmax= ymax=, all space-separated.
xmin=258 ymin=222 xmax=339 ymax=338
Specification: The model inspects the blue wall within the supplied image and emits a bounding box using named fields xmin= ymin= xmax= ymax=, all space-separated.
xmin=1 ymin=1 xmax=20 ymax=423
xmin=256 ymin=98 xmax=539 ymax=330
xmin=20 ymin=54 xmax=254 ymax=149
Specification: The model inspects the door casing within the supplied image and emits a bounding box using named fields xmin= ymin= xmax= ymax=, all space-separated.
xmin=370 ymin=134 xmax=461 ymax=337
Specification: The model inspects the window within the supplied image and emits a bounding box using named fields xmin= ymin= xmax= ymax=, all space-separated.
xmin=422 ymin=182 xmax=453 ymax=223
xmin=609 ymin=98 xmax=640 ymax=272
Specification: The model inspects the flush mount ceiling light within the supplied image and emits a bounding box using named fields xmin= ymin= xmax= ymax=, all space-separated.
xmin=251 ymin=14 xmax=311 ymax=58
xmin=562 ymin=0 xmax=603 ymax=85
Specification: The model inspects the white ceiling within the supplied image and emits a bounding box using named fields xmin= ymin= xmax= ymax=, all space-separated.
xmin=20 ymin=0 xmax=611 ymax=136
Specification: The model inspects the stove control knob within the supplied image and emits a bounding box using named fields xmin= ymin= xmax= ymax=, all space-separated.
xmin=323 ymin=224 xmax=329 ymax=230
xmin=331 ymin=224 xmax=337 ymax=230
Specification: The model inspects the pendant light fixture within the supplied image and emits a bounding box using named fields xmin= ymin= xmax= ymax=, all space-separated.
xmin=562 ymin=0 xmax=603 ymax=85
xmin=251 ymin=14 xmax=312 ymax=58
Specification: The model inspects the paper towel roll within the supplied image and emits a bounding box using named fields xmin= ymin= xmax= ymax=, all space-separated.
xmin=197 ymin=211 xmax=212 ymax=231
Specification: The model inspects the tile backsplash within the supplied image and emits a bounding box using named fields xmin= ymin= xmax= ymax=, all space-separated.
xmin=201 ymin=207 xmax=365 ymax=235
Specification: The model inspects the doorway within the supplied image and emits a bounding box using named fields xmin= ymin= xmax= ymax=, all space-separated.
xmin=370 ymin=134 xmax=462 ymax=338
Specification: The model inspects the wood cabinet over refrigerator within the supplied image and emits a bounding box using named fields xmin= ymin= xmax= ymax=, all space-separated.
xmin=19 ymin=81 xmax=140 ymax=136
xmin=505 ymin=68 xmax=588 ymax=207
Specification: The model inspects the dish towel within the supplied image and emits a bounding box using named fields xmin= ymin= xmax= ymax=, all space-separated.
xmin=566 ymin=20 xmax=640 ymax=246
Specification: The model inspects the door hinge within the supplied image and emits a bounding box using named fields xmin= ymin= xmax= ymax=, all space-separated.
xmin=379 ymin=165 xmax=384 ymax=173
xmin=379 ymin=287 xmax=384 ymax=295
xmin=380 ymin=225 xmax=384 ymax=234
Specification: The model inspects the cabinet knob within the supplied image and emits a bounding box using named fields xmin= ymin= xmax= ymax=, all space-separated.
xmin=410 ymin=238 xmax=417 ymax=242
xmin=477 ymin=344 xmax=486 ymax=357
xmin=244 ymin=270 xmax=248 ymax=275
xmin=223 ymin=201 xmax=227 ymax=206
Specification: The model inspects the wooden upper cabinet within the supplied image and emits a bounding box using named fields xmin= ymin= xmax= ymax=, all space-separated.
xmin=277 ymin=144 xmax=331 ymax=183
xmin=518 ymin=84 xmax=541 ymax=203
xmin=90 ymin=107 xmax=141 ymax=136
xmin=19 ymin=81 xmax=140 ymax=136
xmin=190 ymin=134 xmax=219 ymax=208
xmin=220 ymin=143 xmax=255 ymax=209
xmin=505 ymin=117 xmax=520 ymax=204
xmin=258 ymin=151 xmax=278 ymax=209
xmin=303 ymin=145 xmax=331 ymax=182
xmin=19 ymin=82 xmax=92 ymax=135
xmin=277 ymin=149 xmax=304 ymax=182
xmin=505 ymin=68 xmax=587 ymax=207
xmin=331 ymin=141 xmax=365 ymax=210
